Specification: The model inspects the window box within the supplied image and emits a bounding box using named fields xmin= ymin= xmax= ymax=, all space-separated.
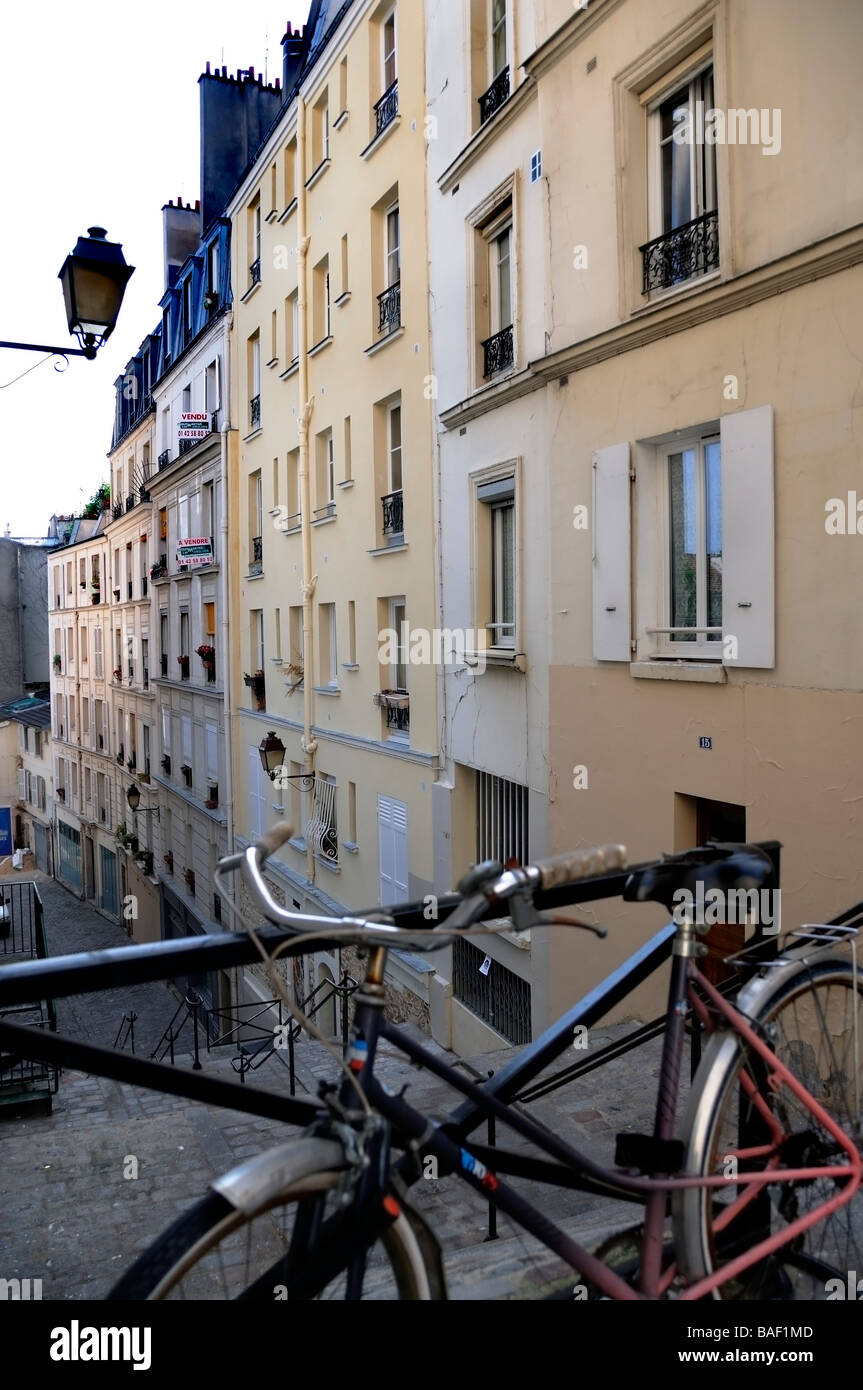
xmin=243 ymin=669 xmax=266 ymax=710
xmin=180 ymin=763 xmax=193 ymax=788
xmin=177 ymin=655 xmax=190 ymax=678
xmin=160 ymin=755 xmax=171 ymax=774
xmin=184 ymin=868 xmax=196 ymax=892
xmin=163 ymin=851 xmax=173 ymax=872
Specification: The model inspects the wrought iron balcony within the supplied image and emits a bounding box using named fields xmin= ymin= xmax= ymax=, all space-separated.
xmin=142 ymin=576 xmax=148 ymax=598
xmin=179 ymin=438 xmax=195 ymax=456
xmin=478 ymin=65 xmax=510 ymax=124
xmin=481 ymin=323 xmax=514 ymax=378
xmin=385 ymin=700 xmax=410 ymax=733
xmin=127 ymin=581 xmax=133 ymax=600
xmin=639 ymin=210 xmax=719 ymax=294
xmin=158 ymin=449 xmax=171 ymax=470
xmin=374 ymin=79 xmax=398 ymax=136
xmin=377 ymin=281 xmax=401 ymax=336
xmin=125 ymin=494 xmax=135 ymax=512
xmin=249 ymin=258 xmax=261 ymax=287
xmin=139 ymin=487 xmax=150 ymax=503
xmin=250 ymin=394 xmax=261 ymax=430
xmin=160 ymin=654 xmax=168 ymax=677
xmin=381 ymin=489 xmax=404 ymax=537
xmin=250 ymin=535 xmax=263 ymax=574
xmin=111 ymin=501 xmax=123 ymax=520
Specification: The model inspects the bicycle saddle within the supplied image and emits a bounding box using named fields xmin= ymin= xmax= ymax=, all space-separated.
xmin=622 ymin=842 xmax=775 ymax=913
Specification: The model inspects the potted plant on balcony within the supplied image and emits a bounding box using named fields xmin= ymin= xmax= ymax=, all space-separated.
xmin=160 ymin=754 xmax=171 ymax=774
xmin=113 ymin=667 xmax=122 ymax=682
xmin=52 ymin=654 xmax=62 ymax=672
xmin=184 ymin=868 xmax=196 ymax=892
xmin=196 ymin=643 xmax=216 ymax=669
xmin=136 ymin=849 xmax=154 ymax=876
xmin=373 ymin=688 xmax=410 ymax=710
xmin=243 ymin=670 xmax=266 ymax=709
xmin=150 ymin=561 xmax=167 ymax=581
xmin=177 ymin=654 xmax=190 ymax=677
xmin=163 ymin=851 xmax=173 ymax=871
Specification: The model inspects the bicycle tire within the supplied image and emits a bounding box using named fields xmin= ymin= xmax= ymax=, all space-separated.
xmin=109 ymin=1136 xmax=445 ymax=1300
xmin=674 ymin=950 xmax=863 ymax=1299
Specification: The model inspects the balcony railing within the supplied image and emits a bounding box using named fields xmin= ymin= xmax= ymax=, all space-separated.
xmin=143 ymin=667 xmax=149 ymax=690
xmin=385 ymin=702 xmax=410 ymax=732
xmin=250 ymin=394 xmax=261 ymax=430
xmin=374 ymin=79 xmax=398 ymax=137
xmin=127 ymin=581 xmax=133 ymax=600
xmin=142 ymin=576 xmax=148 ymax=598
xmin=381 ymin=489 xmax=404 ymax=537
xmin=639 ymin=209 xmax=720 ymax=294
xmin=158 ymin=449 xmax=171 ymax=470
xmin=250 ymin=535 xmax=263 ymax=574
xmin=125 ymin=494 xmax=135 ymax=513
xmin=481 ymin=323 xmax=514 ymax=378
xmin=313 ymin=503 xmax=336 ymax=521
xmin=377 ymin=281 xmax=401 ymax=336
xmin=249 ymin=258 xmax=261 ymax=287
xmin=111 ymin=501 xmax=123 ymax=520
xmin=478 ymin=65 xmax=510 ymax=124
xmin=160 ymin=654 xmax=168 ymax=678
xmin=179 ymin=438 xmax=195 ymax=456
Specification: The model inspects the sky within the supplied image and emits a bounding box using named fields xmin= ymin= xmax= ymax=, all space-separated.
xmin=0 ymin=0 xmax=309 ymax=537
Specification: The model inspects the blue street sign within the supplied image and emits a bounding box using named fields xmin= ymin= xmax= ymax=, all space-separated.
xmin=0 ymin=808 xmax=12 ymax=856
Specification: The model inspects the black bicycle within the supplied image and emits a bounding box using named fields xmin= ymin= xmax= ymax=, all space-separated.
xmin=0 ymin=827 xmax=860 ymax=1300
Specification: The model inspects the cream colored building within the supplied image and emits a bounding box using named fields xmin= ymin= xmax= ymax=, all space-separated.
xmin=429 ymin=0 xmax=863 ymax=1041
xmin=227 ymin=1 xmax=439 ymax=1022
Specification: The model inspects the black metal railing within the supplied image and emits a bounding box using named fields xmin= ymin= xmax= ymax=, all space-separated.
xmin=639 ymin=209 xmax=719 ymax=294
xmin=250 ymin=535 xmax=263 ymax=573
xmin=150 ymin=991 xmax=205 ymax=1069
xmin=114 ymin=1011 xmax=137 ymax=1052
xmin=377 ymin=280 xmax=401 ymax=335
xmin=141 ymin=576 xmax=148 ymax=598
xmin=381 ymin=489 xmax=404 ymax=536
xmin=127 ymin=581 xmax=133 ymax=600
xmin=179 ymin=438 xmax=195 ymax=456
xmin=478 ymin=65 xmax=510 ymax=124
xmin=139 ymin=487 xmax=150 ymax=503
xmin=142 ymin=667 xmax=149 ymax=689
xmin=374 ymin=79 xmax=398 ymax=136
xmin=125 ymin=494 xmax=135 ymax=513
xmin=249 ymin=258 xmax=261 ymax=287
xmin=158 ymin=449 xmax=171 ymax=470
xmin=250 ymin=394 xmax=261 ymax=430
xmin=312 ymin=503 xmax=335 ymax=521
xmin=111 ymin=501 xmax=123 ymax=520
xmin=160 ymin=654 xmax=168 ymax=677
xmin=481 ymin=323 xmax=514 ymax=378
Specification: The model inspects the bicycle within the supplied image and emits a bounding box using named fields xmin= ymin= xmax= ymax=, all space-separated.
xmin=0 ymin=829 xmax=860 ymax=1299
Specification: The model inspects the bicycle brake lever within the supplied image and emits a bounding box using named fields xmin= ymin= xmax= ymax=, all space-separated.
xmin=546 ymin=914 xmax=607 ymax=939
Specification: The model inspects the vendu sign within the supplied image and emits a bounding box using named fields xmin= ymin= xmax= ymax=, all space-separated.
xmin=176 ymin=538 xmax=214 ymax=567
xmin=178 ymin=412 xmax=211 ymax=441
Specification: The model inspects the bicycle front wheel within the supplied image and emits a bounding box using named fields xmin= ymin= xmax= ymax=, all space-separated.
xmin=674 ymin=951 xmax=863 ymax=1299
xmin=109 ymin=1137 xmax=445 ymax=1300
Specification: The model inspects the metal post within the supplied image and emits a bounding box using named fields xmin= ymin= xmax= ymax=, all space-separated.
xmin=128 ymin=1011 xmax=137 ymax=1055
xmin=341 ymin=971 xmax=349 ymax=1056
xmin=484 ymin=1070 xmax=498 ymax=1242
xmin=188 ymin=991 xmax=202 ymax=1071
xmin=288 ymin=1022 xmax=296 ymax=1097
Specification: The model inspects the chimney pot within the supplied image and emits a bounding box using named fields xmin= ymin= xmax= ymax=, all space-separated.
xmin=205 ymin=60 xmax=211 ymax=74
xmin=222 ymin=64 xmax=227 ymax=76
xmin=248 ymin=65 xmax=255 ymax=79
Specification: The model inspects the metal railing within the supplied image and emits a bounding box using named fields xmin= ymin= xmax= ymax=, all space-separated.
xmin=452 ymin=934 xmax=531 ymax=1045
xmin=125 ymin=494 xmax=136 ymax=513
xmin=639 ymin=209 xmax=719 ymax=294
xmin=158 ymin=449 xmax=171 ymax=470
xmin=0 ymin=883 xmax=59 ymax=1108
xmin=385 ymin=701 xmax=410 ymax=732
xmin=374 ymin=79 xmax=398 ymax=136
xmin=481 ymin=323 xmax=514 ymax=378
xmin=250 ymin=394 xmax=261 ymax=430
xmin=150 ymin=990 xmax=205 ymax=1069
xmin=478 ymin=65 xmax=510 ymax=124
xmin=249 ymin=258 xmax=261 ymax=286
xmin=250 ymin=535 xmax=263 ymax=573
xmin=114 ymin=1011 xmax=137 ymax=1053
xmin=111 ymin=501 xmax=123 ymax=520
xmin=381 ymin=488 xmax=403 ymax=536
xmin=377 ymin=280 xmax=401 ymax=335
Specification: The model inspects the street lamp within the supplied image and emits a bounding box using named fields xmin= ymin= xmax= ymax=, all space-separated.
xmin=1 ymin=227 xmax=134 ymax=361
xmin=258 ymin=731 xmax=285 ymax=781
xmin=126 ymin=783 xmax=141 ymax=813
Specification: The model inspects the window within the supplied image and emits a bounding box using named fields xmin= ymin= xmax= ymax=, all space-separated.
xmin=249 ymin=472 xmax=263 ymax=572
xmin=477 ymin=476 xmax=516 ymax=650
xmin=343 ymin=416 xmax=352 ymax=482
xmin=204 ymin=602 xmax=215 ymax=638
xmin=269 ymin=162 xmax=278 ymax=217
xmin=338 ymin=55 xmax=348 ymax=115
xmin=161 ymin=706 xmax=172 ymax=759
xmin=383 ymin=10 xmax=397 ymax=90
xmin=207 ymin=240 xmax=219 ymax=297
xmin=251 ymin=609 xmax=265 ymax=671
xmin=286 ymin=447 xmax=300 ymax=527
xmin=206 ymin=723 xmax=219 ymax=786
xmin=180 ymin=610 xmax=190 ymax=666
xmin=307 ymin=773 xmax=338 ymax=865
xmin=319 ymin=603 xmax=338 ymax=688
xmin=475 ymin=198 xmax=515 ymax=379
xmin=453 ymin=936 xmax=531 ymax=1044
xmin=477 ymin=769 xmax=528 ymax=866
xmin=490 ymin=0 xmax=507 ymax=79
xmin=205 ymin=360 xmax=219 ymax=414
xmin=270 ymin=309 xmax=278 ymax=364
xmin=284 ymin=139 xmax=297 ymax=209
xmin=340 ymin=234 xmax=349 ymax=298
xmin=389 ymin=597 xmax=408 ymax=692
xmin=378 ymin=794 xmax=407 ymax=901
xmin=385 ymin=205 xmax=400 ymax=288
xmin=643 ymin=64 xmax=718 ymax=293
xmin=285 ymin=292 xmax=299 ymax=364
xmin=182 ymin=278 xmax=193 ymax=345
xmin=595 ymin=406 xmax=774 ymax=668
xmin=312 ymin=90 xmax=330 ymax=170
xmin=312 ymin=258 xmax=330 ymax=345
xmin=387 ymin=402 xmax=402 ymax=497
xmin=248 ymin=334 xmax=261 ymax=429
xmin=142 ymin=723 xmax=150 ymax=776
xmin=315 ymin=429 xmax=335 ymax=515
xmin=347 ymin=599 xmax=357 ymax=664
xmin=530 ymin=150 xmax=542 ymax=183
xmin=203 ymin=480 xmax=215 ymax=540
xmin=248 ymin=197 xmax=262 ymax=283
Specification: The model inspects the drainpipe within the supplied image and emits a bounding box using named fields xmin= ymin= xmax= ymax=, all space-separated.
xmin=219 ymin=315 xmax=235 ymax=884
xmin=296 ymin=94 xmax=317 ymax=888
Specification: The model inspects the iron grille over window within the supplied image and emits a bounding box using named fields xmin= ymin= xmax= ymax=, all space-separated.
xmin=381 ymin=489 xmax=403 ymax=536
xmin=481 ymin=324 xmax=514 ymax=378
xmin=249 ymin=258 xmax=261 ymax=286
xmin=476 ymin=769 xmax=528 ymax=866
xmin=305 ymin=776 xmax=338 ymax=866
xmin=374 ymin=80 xmax=398 ymax=136
xmin=250 ymin=394 xmax=261 ymax=430
xmin=158 ymin=450 xmax=171 ymax=470
xmin=377 ymin=281 xmax=401 ymax=335
xmin=250 ymin=536 xmax=263 ymax=573
xmin=639 ymin=210 xmax=719 ymax=294
xmin=478 ymin=65 xmax=510 ymax=124
xmin=452 ymin=936 xmax=531 ymax=1045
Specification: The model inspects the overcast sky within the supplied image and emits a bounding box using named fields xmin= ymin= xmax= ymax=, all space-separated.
xmin=0 ymin=0 xmax=308 ymax=536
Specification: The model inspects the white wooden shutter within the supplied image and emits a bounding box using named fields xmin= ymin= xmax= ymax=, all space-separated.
xmin=720 ymin=406 xmax=774 ymax=669
xmin=248 ymin=746 xmax=266 ymax=838
xmin=378 ymin=795 xmax=408 ymax=905
xmin=206 ymin=724 xmax=219 ymax=782
xmin=592 ymin=443 xmax=631 ymax=660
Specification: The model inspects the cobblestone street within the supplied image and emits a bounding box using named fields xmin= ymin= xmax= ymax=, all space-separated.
xmin=0 ymin=876 xmax=667 ymax=1300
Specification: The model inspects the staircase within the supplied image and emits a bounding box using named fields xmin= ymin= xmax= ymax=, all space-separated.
xmin=0 ymin=881 xmax=58 ymax=1115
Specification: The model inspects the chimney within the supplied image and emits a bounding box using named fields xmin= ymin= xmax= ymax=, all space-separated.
xmin=198 ymin=65 xmax=283 ymax=227
xmin=162 ymin=199 xmax=201 ymax=290
xmin=282 ymin=20 xmax=306 ymax=98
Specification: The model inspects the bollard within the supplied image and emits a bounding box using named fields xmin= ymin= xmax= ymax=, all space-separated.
xmin=484 ymin=1069 xmax=498 ymax=1242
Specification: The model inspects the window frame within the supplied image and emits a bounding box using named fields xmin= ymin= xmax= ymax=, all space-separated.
xmin=654 ymin=431 xmax=723 ymax=660
xmin=472 ymin=462 xmax=520 ymax=657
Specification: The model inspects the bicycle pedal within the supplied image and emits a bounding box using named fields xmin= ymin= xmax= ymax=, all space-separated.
xmin=614 ymin=1133 xmax=684 ymax=1174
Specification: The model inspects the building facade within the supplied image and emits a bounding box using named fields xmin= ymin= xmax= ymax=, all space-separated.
xmin=227 ymin=1 xmax=440 ymax=1024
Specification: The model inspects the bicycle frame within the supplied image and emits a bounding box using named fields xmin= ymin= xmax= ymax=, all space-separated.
xmin=0 ymin=839 xmax=859 ymax=1300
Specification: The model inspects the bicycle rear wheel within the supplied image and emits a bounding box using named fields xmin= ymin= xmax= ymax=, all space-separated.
xmin=109 ymin=1137 xmax=445 ymax=1300
xmin=674 ymin=951 xmax=863 ymax=1298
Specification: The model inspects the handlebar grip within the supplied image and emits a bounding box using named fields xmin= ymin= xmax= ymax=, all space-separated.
xmin=256 ymin=823 xmax=295 ymax=863
xmin=534 ymin=844 xmax=627 ymax=891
